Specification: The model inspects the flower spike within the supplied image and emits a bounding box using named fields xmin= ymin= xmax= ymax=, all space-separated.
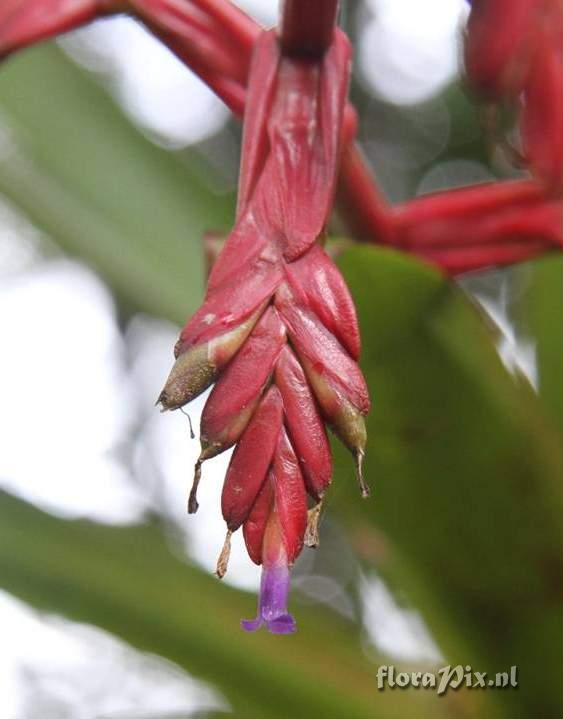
xmin=158 ymin=12 xmax=370 ymax=631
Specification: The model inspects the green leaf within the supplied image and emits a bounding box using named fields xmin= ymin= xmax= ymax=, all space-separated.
xmin=335 ymin=246 xmax=563 ymax=718
xmin=519 ymin=255 xmax=563 ymax=434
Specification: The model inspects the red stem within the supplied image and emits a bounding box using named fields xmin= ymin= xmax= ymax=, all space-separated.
xmin=393 ymin=180 xmax=546 ymax=228
xmin=137 ymin=0 xmax=250 ymax=83
xmin=337 ymin=145 xmax=395 ymax=243
xmin=417 ymin=240 xmax=551 ymax=275
xmin=279 ymin=0 xmax=339 ymax=57
xmin=395 ymin=200 xmax=563 ymax=251
xmin=190 ymin=0 xmax=259 ymax=52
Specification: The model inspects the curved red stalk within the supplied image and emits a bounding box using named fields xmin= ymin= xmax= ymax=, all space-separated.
xmin=189 ymin=0 xmax=259 ymax=54
xmin=139 ymin=11 xmax=248 ymax=86
xmin=393 ymin=180 xmax=545 ymax=228
xmin=0 ymin=0 xmax=106 ymax=59
xmin=336 ymin=144 xmax=395 ymax=244
xmin=396 ymin=201 xmax=563 ymax=251
xmin=417 ymin=240 xmax=549 ymax=275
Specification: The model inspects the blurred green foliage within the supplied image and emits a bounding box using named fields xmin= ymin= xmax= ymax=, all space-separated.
xmin=1 ymin=40 xmax=563 ymax=719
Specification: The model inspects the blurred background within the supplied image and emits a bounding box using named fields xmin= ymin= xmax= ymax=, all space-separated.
xmin=2 ymin=1 xmax=563 ymax=717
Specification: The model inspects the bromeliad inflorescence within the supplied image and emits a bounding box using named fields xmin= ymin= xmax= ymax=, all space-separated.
xmin=157 ymin=19 xmax=370 ymax=633
xmin=5 ymin=0 xmax=563 ymax=633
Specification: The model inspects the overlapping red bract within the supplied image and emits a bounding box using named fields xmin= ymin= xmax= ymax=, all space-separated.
xmin=160 ymin=28 xmax=369 ymax=579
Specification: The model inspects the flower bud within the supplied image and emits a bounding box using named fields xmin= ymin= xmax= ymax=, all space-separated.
xmin=274 ymin=346 xmax=332 ymax=500
xmin=243 ymin=474 xmax=274 ymax=565
xmin=175 ymin=221 xmax=281 ymax=354
xmin=221 ymin=385 xmax=283 ymax=531
xmin=300 ymin=353 xmax=369 ymax=497
xmin=272 ymin=428 xmax=308 ymax=564
xmin=199 ymin=307 xmax=286 ymax=458
xmin=157 ymin=305 xmax=263 ymax=411
xmin=285 ymin=244 xmax=360 ymax=359
xmin=275 ymin=283 xmax=369 ymax=415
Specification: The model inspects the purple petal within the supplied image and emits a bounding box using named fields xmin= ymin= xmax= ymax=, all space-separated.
xmin=260 ymin=564 xmax=291 ymax=621
xmin=267 ymin=613 xmax=296 ymax=634
xmin=241 ymin=617 xmax=263 ymax=632
xmin=240 ymin=563 xmax=297 ymax=634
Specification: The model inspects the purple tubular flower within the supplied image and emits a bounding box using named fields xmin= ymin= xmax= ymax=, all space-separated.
xmin=241 ymin=564 xmax=296 ymax=634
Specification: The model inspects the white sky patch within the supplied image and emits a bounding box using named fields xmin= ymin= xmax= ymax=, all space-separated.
xmin=60 ymin=17 xmax=230 ymax=149
xmin=0 ymin=591 xmax=226 ymax=719
xmin=358 ymin=0 xmax=469 ymax=105
xmin=0 ymin=260 xmax=147 ymax=523
xmin=233 ymin=0 xmax=277 ymax=26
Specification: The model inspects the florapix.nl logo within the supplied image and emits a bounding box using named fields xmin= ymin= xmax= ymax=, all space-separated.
xmin=376 ymin=665 xmax=518 ymax=696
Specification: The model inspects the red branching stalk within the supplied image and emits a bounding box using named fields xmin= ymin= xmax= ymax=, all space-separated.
xmin=336 ymin=144 xmax=395 ymax=244
xmin=389 ymin=179 xmax=563 ymax=274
